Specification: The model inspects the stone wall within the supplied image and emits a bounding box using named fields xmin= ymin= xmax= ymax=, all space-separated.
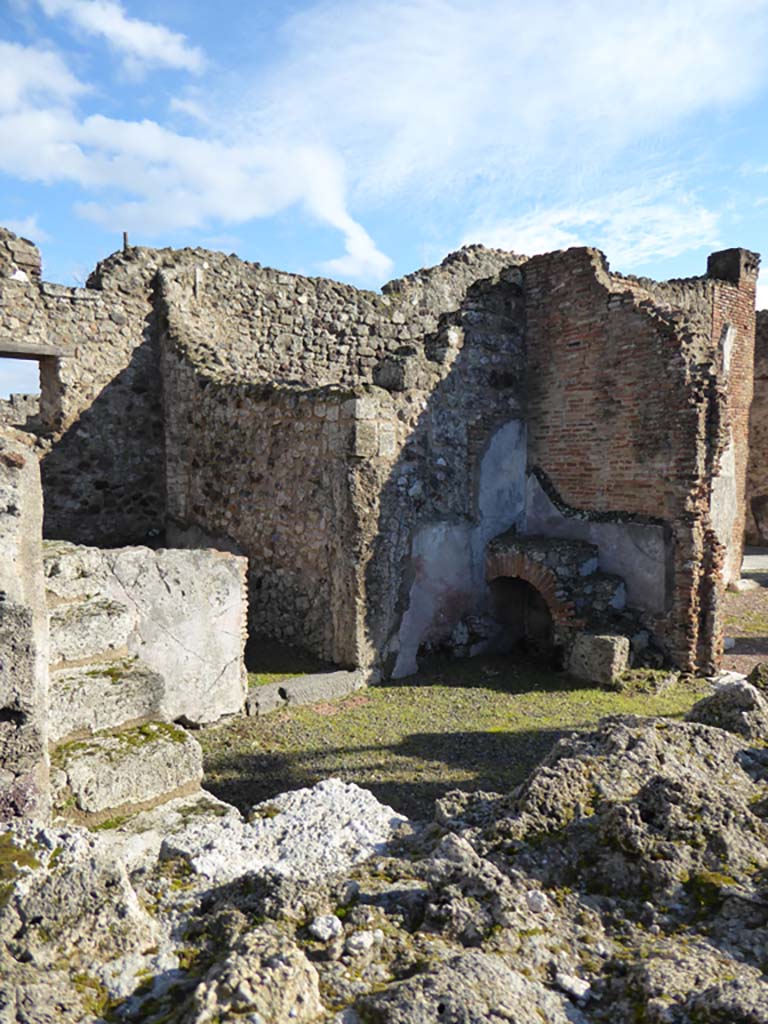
xmin=0 ymin=431 xmax=49 ymax=820
xmin=0 ymin=231 xmax=41 ymax=281
xmin=356 ymin=270 xmax=528 ymax=677
xmin=0 ymin=393 xmax=40 ymax=430
xmin=0 ymin=230 xmax=167 ymax=545
xmin=158 ymin=245 xmax=520 ymax=388
xmin=746 ymin=310 xmax=768 ymax=544
xmin=0 ymin=224 xmax=760 ymax=679
xmin=162 ymin=343 xmax=365 ymax=665
xmin=523 ymin=246 xmax=758 ymax=671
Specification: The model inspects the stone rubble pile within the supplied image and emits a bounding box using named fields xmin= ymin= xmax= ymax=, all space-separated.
xmin=1 ymin=679 xmax=768 ymax=1022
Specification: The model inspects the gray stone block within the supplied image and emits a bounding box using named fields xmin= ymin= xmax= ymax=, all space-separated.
xmin=49 ymin=658 xmax=166 ymax=742
xmin=48 ymin=596 xmax=135 ymax=665
xmin=567 ymin=632 xmax=630 ymax=686
xmin=52 ymin=722 xmax=203 ymax=818
xmin=44 ymin=541 xmax=247 ymax=725
xmin=245 ymin=670 xmax=366 ymax=717
xmin=282 ymin=670 xmax=366 ymax=705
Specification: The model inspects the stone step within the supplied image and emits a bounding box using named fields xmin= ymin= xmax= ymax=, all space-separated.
xmin=48 ymin=595 xmax=136 ymax=665
xmin=49 ymin=657 xmax=166 ymax=743
xmin=51 ymin=721 xmax=203 ymax=824
xmin=487 ymin=532 xmax=600 ymax=580
xmin=571 ymin=571 xmax=627 ymax=617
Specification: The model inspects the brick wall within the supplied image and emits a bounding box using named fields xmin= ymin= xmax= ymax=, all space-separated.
xmin=524 ymin=246 xmax=758 ymax=672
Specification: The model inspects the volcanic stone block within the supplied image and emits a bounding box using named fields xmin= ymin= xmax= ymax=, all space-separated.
xmin=44 ymin=541 xmax=247 ymax=724
xmin=48 ymin=658 xmax=165 ymax=742
xmin=48 ymin=596 xmax=136 ymax=665
xmin=52 ymin=722 xmax=203 ymax=819
xmin=567 ymin=632 xmax=630 ymax=686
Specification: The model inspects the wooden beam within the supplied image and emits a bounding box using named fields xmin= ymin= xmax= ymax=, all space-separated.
xmin=0 ymin=342 xmax=65 ymax=361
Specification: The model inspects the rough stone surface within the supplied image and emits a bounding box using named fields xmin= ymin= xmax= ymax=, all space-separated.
xmin=0 ymin=820 xmax=161 ymax=1021
xmin=686 ymin=679 xmax=768 ymax=738
xmin=567 ymin=632 xmax=631 ymax=686
xmin=359 ymin=951 xmax=586 ymax=1023
xmin=51 ymin=721 xmax=203 ymax=819
xmin=0 ymin=433 xmax=49 ymax=820
xmin=44 ymin=540 xmax=247 ymax=724
xmin=48 ymin=657 xmax=165 ymax=742
xmin=162 ymin=777 xmax=407 ymax=884
xmin=245 ymin=669 xmax=367 ymax=717
xmin=48 ymin=595 xmax=135 ymax=665
xmin=187 ymin=926 xmax=323 ymax=1024
xmin=3 ymin=688 xmax=768 ymax=1022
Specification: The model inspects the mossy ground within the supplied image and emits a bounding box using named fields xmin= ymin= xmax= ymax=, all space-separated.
xmin=201 ymin=652 xmax=709 ymax=821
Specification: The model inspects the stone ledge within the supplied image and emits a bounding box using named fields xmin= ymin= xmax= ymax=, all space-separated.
xmin=245 ymin=669 xmax=368 ymax=717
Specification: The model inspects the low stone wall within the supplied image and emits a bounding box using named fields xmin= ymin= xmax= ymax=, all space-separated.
xmin=0 ymin=393 xmax=40 ymax=430
xmin=0 ymin=432 xmax=49 ymax=820
xmin=43 ymin=541 xmax=248 ymax=725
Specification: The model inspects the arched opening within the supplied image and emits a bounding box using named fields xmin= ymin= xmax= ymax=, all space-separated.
xmin=490 ymin=576 xmax=556 ymax=657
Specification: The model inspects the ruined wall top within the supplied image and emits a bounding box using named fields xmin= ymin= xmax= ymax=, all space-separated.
xmin=158 ymin=243 xmax=525 ymax=390
xmin=0 ymin=228 xmax=41 ymax=283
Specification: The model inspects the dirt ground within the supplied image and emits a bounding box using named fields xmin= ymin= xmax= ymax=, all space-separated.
xmin=721 ymin=547 xmax=768 ymax=675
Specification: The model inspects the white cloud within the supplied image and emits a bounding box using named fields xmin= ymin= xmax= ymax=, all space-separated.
xmin=168 ymin=96 xmax=211 ymax=125
xmin=0 ymin=43 xmax=391 ymax=280
xmin=757 ymin=277 xmax=768 ymax=310
xmin=38 ymin=0 xmax=204 ymax=74
xmin=5 ymin=0 xmax=768 ymax=283
xmin=0 ymin=40 xmax=85 ymax=113
xmin=243 ymin=0 xmax=768 ymax=202
xmin=461 ymin=185 xmax=721 ymax=270
xmin=1 ymin=214 xmax=49 ymax=242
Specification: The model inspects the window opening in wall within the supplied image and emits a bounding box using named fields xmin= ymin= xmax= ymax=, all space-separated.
xmin=490 ymin=576 xmax=560 ymax=665
xmin=0 ymin=356 xmax=42 ymax=430
xmin=0 ymin=349 xmax=63 ymax=433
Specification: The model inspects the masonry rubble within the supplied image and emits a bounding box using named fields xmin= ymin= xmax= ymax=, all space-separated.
xmin=1 ymin=680 xmax=767 ymax=1022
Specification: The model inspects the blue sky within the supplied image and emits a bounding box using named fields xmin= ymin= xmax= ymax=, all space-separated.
xmin=2 ymin=0 xmax=768 ymax=395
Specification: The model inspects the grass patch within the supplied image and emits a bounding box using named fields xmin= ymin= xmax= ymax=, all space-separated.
xmin=201 ymin=653 xmax=708 ymax=821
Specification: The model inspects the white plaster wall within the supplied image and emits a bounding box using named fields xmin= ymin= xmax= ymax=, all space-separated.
xmin=392 ymin=420 xmax=527 ymax=678
xmin=523 ymin=475 xmax=667 ymax=612
xmin=710 ymin=436 xmax=739 ymax=583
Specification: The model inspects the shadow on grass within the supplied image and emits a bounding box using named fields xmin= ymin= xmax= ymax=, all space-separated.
xmin=201 ymin=722 xmax=570 ymax=821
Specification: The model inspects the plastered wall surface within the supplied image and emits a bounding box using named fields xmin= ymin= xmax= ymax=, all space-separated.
xmin=746 ymin=310 xmax=768 ymax=543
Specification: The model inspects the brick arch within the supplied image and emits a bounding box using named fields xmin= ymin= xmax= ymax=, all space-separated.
xmin=485 ymin=548 xmax=584 ymax=629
